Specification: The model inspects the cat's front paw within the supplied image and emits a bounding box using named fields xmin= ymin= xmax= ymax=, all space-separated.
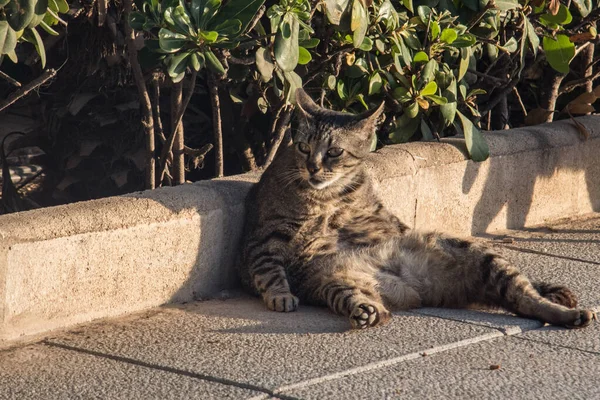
xmin=350 ymin=303 xmax=391 ymax=329
xmin=564 ymin=309 xmax=597 ymax=329
xmin=264 ymin=292 xmax=299 ymax=312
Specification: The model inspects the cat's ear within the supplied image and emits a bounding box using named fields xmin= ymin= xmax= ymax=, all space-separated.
xmin=295 ymin=88 xmax=321 ymax=116
xmin=358 ymin=101 xmax=385 ymax=125
xmin=353 ymin=101 xmax=385 ymax=138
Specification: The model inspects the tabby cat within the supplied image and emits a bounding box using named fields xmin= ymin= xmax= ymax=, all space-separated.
xmin=238 ymin=88 xmax=596 ymax=330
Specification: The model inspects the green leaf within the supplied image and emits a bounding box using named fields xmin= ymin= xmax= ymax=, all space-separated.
xmin=417 ymin=6 xmax=432 ymax=24
xmin=54 ymin=0 xmax=67 ymax=13
xmin=255 ymin=47 xmax=274 ymax=82
xmin=167 ymin=52 xmax=190 ymax=80
xmin=200 ymin=30 xmax=219 ymax=43
xmin=525 ymin=17 xmax=539 ymax=58
xmin=209 ymin=0 xmax=265 ymax=35
xmin=6 ymin=0 xmax=36 ymax=31
xmin=420 ymin=81 xmax=437 ymax=96
xmin=298 ymin=46 xmax=311 ymax=65
xmin=129 ymin=12 xmax=146 ymax=31
xmin=413 ymin=51 xmax=429 ymax=63
xmin=540 ymin=5 xmax=572 ymax=26
xmin=274 ymin=13 xmax=299 ymax=72
xmin=393 ymin=86 xmax=411 ymax=102
xmin=326 ymin=74 xmax=336 ymax=90
xmin=422 ymin=59 xmax=438 ymax=83
xmin=402 ymin=0 xmax=414 ymax=13
xmin=345 ymin=64 xmax=367 ymax=78
xmin=284 ymin=70 xmax=302 ymax=104
xmin=543 ymin=34 xmax=575 ymax=74
xmin=572 ymin=0 xmax=592 ymax=17
xmin=39 ymin=20 xmax=59 ymax=35
xmin=424 ymin=94 xmax=447 ymax=105
xmin=300 ymin=38 xmax=320 ymax=49
xmin=390 ymin=113 xmax=419 ymax=143
xmin=204 ymin=49 xmax=225 ymax=74
xmin=173 ymin=4 xmax=196 ymax=36
xmin=493 ymin=0 xmax=519 ymax=10
xmin=323 ymin=0 xmax=350 ymax=24
xmin=189 ymin=51 xmax=204 ymax=71
xmin=368 ymin=72 xmax=383 ymax=95
xmin=337 ymin=79 xmax=348 ymax=100
xmin=22 ymin=27 xmax=45 ymax=67
xmin=359 ymin=36 xmax=373 ymax=51
xmin=429 ymin=21 xmax=440 ymax=40
xmin=440 ymin=77 xmax=457 ymax=126
xmin=351 ymin=0 xmax=368 ymax=49
xmin=452 ymin=33 xmax=476 ymax=48
xmin=456 ymin=110 xmax=489 ymax=161
xmin=158 ymin=28 xmax=188 ymax=53
xmin=0 ymin=21 xmax=18 ymax=56
xmin=499 ymin=37 xmax=518 ymax=53
xmin=405 ymin=101 xmax=419 ymax=118
xmin=197 ymin=0 xmax=221 ymax=30
xmin=213 ymin=19 xmax=242 ymax=36
xmin=28 ymin=0 xmax=49 ymax=29
xmin=440 ymin=28 xmax=458 ymax=44
xmin=421 ymin=120 xmax=433 ymax=140
xmin=458 ymin=47 xmax=470 ymax=81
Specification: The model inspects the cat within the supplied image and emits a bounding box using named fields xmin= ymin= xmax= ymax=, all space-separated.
xmin=238 ymin=88 xmax=596 ymax=330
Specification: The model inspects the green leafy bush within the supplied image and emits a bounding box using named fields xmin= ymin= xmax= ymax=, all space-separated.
xmin=0 ymin=0 xmax=67 ymax=68
xmin=129 ymin=0 xmax=598 ymax=163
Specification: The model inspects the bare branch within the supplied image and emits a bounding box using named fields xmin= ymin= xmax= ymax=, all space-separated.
xmin=123 ymin=0 xmax=155 ymax=190
xmin=208 ymin=73 xmax=224 ymax=177
xmin=0 ymin=69 xmax=56 ymax=113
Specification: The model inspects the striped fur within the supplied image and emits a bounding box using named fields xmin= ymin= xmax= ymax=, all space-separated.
xmin=238 ymin=89 xmax=596 ymax=329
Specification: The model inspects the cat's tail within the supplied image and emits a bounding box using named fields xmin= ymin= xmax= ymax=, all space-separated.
xmin=532 ymin=282 xmax=578 ymax=308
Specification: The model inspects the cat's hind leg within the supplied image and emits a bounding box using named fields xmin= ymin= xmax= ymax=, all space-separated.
xmin=478 ymin=253 xmax=596 ymax=328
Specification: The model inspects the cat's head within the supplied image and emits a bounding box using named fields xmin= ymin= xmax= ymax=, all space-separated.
xmin=290 ymin=88 xmax=384 ymax=190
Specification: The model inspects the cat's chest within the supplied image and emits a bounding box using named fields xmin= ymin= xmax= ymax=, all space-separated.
xmin=293 ymin=205 xmax=395 ymax=253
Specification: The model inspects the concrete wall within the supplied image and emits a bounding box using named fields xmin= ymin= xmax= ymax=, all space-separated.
xmin=1 ymin=116 xmax=599 ymax=342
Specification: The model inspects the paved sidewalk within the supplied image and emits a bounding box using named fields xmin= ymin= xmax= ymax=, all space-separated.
xmin=1 ymin=214 xmax=599 ymax=399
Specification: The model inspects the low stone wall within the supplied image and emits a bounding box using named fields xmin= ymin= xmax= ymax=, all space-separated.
xmin=1 ymin=116 xmax=599 ymax=341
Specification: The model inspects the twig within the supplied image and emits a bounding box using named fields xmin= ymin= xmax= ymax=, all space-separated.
xmin=512 ymin=87 xmax=527 ymax=117
xmin=123 ymin=0 xmax=155 ymax=190
xmin=540 ymin=72 xmax=566 ymax=122
xmin=151 ymin=75 xmax=167 ymax=144
xmin=467 ymin=69 xmax=506 ymax=86
xmin=264 ymin=104 xmax=293 ymax=168
xmin=208 ymin=73 xmax=224 ymax=177
xmin=97 ymin=0 xmax=108 ymax=26
xmin=0 ymin=69 xmax=56 ymax=113
xmin=158 ymin=70 xmax=197 ymax=185
xmin=559 ymin=54 xmax=600 ymax=95
xmin=246 ymin=5 xmax=265 ymax=33
xmin=171 ymin=81 xmax=185 ymax=185
xmin=0 ymin=71 xmax=21 ymax=87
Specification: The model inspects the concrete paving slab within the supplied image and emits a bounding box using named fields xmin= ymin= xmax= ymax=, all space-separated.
xmin=0 ymin=342 xmax=261 ymax=399
xmin=496 ymin=247 xmax=600 ymax=309
xmin=286 ymin=336 xmax=600 ymax=400
xmin=411 ymin=308 xmax=542 ymax=335
xmin=518 ymin=314 xmax=600 ymax=355
xmin=490 ymin=214 xmax=600 ymax=265
xmin=45 ymin=297 xmax=498 ymax=391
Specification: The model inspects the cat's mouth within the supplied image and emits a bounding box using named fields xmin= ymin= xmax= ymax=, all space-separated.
xmin=308 ymin=176 xmax=336 ymax=190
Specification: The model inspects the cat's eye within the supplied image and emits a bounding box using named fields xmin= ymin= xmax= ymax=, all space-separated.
xmin=298 ymin=142 xmax=311 ymax=154
xmin=327 ymin=148 xmax=344 ymax=158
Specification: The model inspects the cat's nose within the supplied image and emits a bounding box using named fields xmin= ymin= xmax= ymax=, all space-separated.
xmin=307 ymin=163 xmax=321 ymax=174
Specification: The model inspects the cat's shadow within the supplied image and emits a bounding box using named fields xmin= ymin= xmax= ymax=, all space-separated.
xmin=165 ymin=295 xmax=543 ymax=335
xmin=165 ymin=295 xmax=352 ymax=334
